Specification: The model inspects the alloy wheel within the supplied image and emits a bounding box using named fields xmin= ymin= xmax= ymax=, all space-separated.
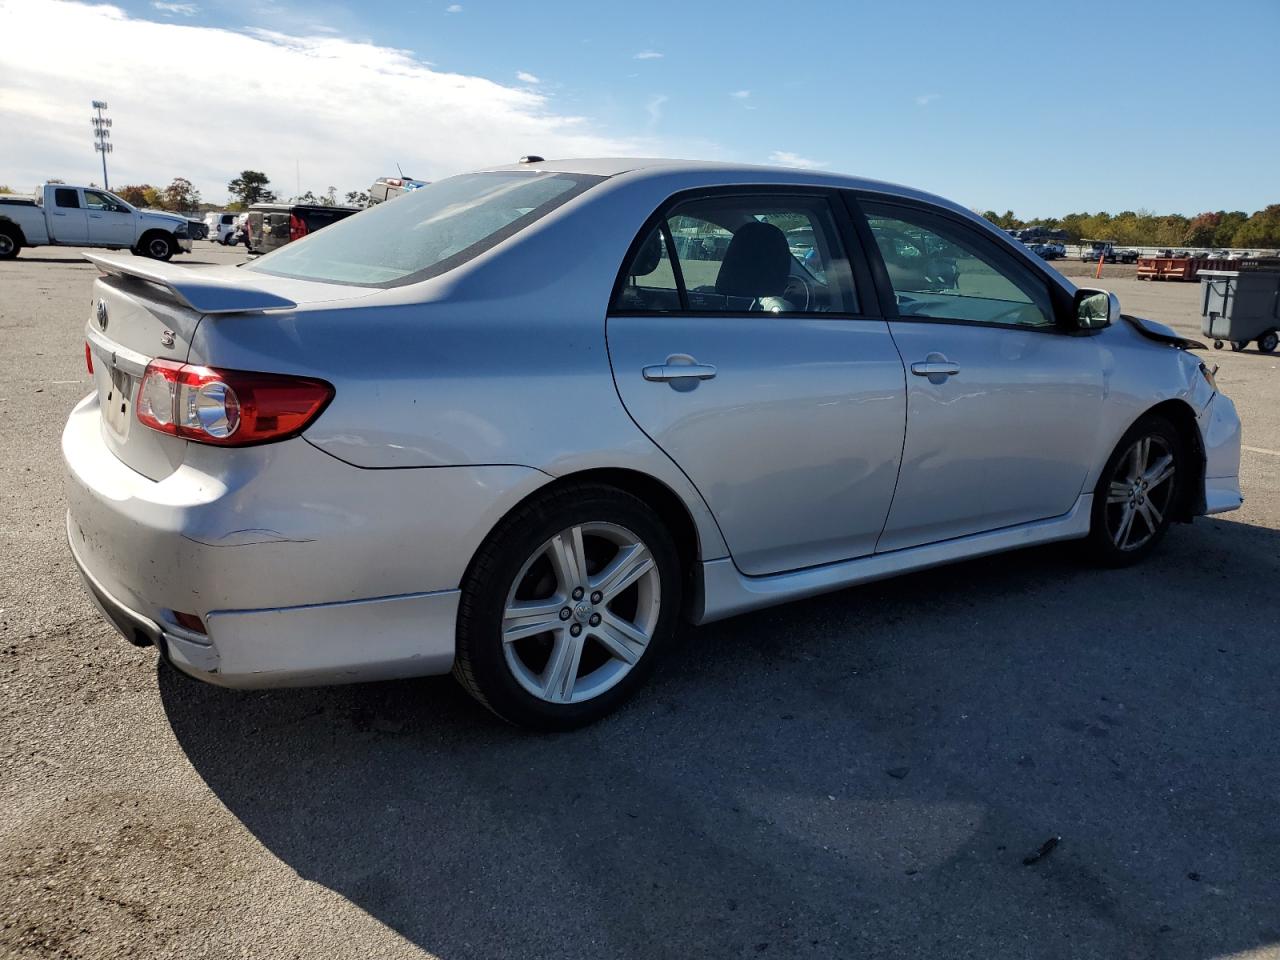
xmin=1104 ymin=435 xmax=1177 ymax=551
xmin=149 ymin=237 xmax=170 ymax=258
xmin=0 ymin=234 xmax=14 ymax=256
xmin=501 ymin=522 xmax=660 ymax=705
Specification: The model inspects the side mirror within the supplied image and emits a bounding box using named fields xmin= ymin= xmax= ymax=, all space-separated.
xmin=1073 ymin=287 xmax=1120 ymax=331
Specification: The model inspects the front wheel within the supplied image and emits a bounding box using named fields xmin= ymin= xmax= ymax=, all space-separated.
xmin=1085 ymin=415 xmax=1186 ymax=566
xmin=1258 ymin=330 xmax=1279 ymax=354
xmin=1230 ymin=340 xmax=1248 ymax=352
xmin=453 ymin=483 xmax=682 ymax=730
xmin=140 ymin=233 xmax=175 ymax=261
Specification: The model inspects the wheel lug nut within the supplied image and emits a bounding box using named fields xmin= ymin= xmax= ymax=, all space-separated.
xmin=572 ymin=587 xmax=584 ymax=601
xmin=589 ymin=613 xmax=601 ymax=627
xmin=559 ymin=607 xmax=572 ymax=621
xmin=590 ymin=591 xmax=602 ymax=604
xmin=570 ymin=623 xmax=582 ymax=637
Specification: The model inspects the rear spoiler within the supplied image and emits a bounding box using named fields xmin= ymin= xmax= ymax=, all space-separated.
xmin=83 ymin=253 xmax=297 ymax=314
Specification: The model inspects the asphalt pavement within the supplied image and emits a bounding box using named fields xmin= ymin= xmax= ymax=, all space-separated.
xmin=2 ymin=243 xmax=1278 ymax=960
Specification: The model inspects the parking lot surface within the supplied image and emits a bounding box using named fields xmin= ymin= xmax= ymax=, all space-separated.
xmin=2 ymin=243 xmax=1279 ymax=960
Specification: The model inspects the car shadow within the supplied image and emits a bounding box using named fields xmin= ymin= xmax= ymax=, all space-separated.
xmin=162 ymin=517 xmax=1280 ymax=959
xmin=6 ymin=256 xmax=92 ymax=264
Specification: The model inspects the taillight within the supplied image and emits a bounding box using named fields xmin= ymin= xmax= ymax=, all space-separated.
xmin=135 ymin=358 xmax=333 ymax=446
xmin=289 ymin=214 xmax=307 ymax=242
xmin=85 ymin=342 xmax=94 ymax=375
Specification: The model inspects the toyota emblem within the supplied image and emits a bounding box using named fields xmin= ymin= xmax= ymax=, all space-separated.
xmin=95 ymin=299 xmax=108 ymax=331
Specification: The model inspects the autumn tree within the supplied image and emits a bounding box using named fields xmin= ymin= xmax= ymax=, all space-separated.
xmin=116 ymin=184 xmax=154 ymax=206
xmin=161 ymin=177 xmax=201 ymax=211
xmin=1183 ymin=212 xmax=1222 ymax=247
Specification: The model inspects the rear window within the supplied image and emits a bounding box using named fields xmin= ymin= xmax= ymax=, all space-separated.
xmin=245 ymin=171 xmax=603 ymax=287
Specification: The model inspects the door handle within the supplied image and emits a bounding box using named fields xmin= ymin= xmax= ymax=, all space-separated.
xmin=53 ymin=211 xmax=67 ymax=216
xmin=910 ymin=351 xmax=961 ymax=380
xmin=642 ymin=354 xmax=717 ymax=382
xmin=89 ymin=214 xmax=103 ymax=219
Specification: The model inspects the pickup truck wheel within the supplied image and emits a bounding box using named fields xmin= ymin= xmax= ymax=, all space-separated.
xmin=141 ymin=233 xmax=175 ymax=261
xmin=1258 ymin=330 xmax=1279 ymax=354
xmin=0 ymin=230 xmax=19 ymax=260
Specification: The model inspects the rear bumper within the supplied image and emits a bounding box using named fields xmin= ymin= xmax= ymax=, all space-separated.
xmin=68 ymin=520 xmax=459 ymax=686
xmin=62 ymin=391 xmax=548 ymax=687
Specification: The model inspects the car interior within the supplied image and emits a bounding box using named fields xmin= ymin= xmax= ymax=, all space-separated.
xmin=614 ymin=200 xmax=853 ymax=314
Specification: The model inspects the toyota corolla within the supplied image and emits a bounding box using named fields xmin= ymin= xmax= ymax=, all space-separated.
xmin=63 ymin=158 xmax=1242 ymax=728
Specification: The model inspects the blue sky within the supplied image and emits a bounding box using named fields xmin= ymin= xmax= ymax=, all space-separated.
xmin=4 ymin=0 xmax=1278 ymax=214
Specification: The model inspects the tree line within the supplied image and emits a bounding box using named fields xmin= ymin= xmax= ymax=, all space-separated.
xmin=981 ymin=206 xmax=1280 ymax=249
xmin=77 ymin=171 xmax=369 ymax=212
xmin=225 ymin=170 xmax=367 ymax=210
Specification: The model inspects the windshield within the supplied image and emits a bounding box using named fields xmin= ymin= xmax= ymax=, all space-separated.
xmin=245 ymin=171 xmax=603 ymax=287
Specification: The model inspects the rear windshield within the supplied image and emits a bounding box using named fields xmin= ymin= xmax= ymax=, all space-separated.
xmin=245 ymin=171 xmax=603 ymax=287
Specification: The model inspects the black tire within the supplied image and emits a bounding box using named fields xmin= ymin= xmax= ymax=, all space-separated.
xmin=1085 ymin=414 xmax=1187 ymax=567
xmin=137 ymin=232 xmax=175 ymax=261
xmin=453 ymin=482 xmax=682 ymax=730
xmin=1258 ymin=330 xmax=1279 ymax=354
xmin=1230 ymin=340 xmax=1248 ymax=352
xmin=0 ymin=228 xmax=19 ymax=260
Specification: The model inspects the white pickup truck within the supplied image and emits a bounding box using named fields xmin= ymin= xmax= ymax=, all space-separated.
xmin=0 ymin=184 xmax=192 ymax=261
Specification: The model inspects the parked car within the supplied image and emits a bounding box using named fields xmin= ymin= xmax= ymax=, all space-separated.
xmin=0 ymin=183 xmax=191 ymax=260
xmin=369 ymin=176 xmax=429 ymax=204
xmin=63 ymin=158 xmax=1242 ymax=729
xmin=205 ymin=212 xmax=239 ymax=245
xmin=245 ymin=202 xmax=360 ymax=254
xmin=185 ymin=218 xmax=208 ymax=241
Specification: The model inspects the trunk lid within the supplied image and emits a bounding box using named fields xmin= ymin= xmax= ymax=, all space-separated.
xmin=82 ymin=253 xmax=377 ymax=481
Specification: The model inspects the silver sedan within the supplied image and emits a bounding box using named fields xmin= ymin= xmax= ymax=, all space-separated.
xmin=63 ymin=159 xmax=1242 ymax=728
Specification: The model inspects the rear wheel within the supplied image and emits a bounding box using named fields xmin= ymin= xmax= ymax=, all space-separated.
xmin=1086 ymin=415 xmax=1186 ymax=566
xmin=1258 ymin=330 xmax=1279 ymax=354
xmin=453 ymin=483 xmax=681 ymax=730
xmin=0 ymin=229 xmax=19 ymax=260
xmin=1230 ymin=340 xmax=1248 ymax=352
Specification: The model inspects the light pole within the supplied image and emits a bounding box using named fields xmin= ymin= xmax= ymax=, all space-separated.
xmin=91 ymin=101 xmax=112 ymax=190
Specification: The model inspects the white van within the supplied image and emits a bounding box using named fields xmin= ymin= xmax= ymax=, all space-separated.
xmin=204 ymin=212 xmax=239 ymax=245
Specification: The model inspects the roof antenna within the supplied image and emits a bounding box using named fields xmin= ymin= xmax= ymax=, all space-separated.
xmin=396 ymin=162 xmax=406 ymax=178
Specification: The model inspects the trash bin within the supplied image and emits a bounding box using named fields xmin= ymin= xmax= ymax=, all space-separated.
xmin=1199 ymin=269 xmax=1280 ymax=353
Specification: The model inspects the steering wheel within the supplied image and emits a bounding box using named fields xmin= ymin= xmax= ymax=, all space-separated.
xmin=781 ymin=274 xmax=813 ymax=311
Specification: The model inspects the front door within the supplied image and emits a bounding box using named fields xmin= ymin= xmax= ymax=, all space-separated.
xmin=857 ymin=199 xmax=1105 ymax=553
xmin=84 ymin=190 xmax=135 ymax=246
xmin=48 ymin=187 xmax=88 ymax=243
xmin=607 ymin=191 xmax=907 ymax=576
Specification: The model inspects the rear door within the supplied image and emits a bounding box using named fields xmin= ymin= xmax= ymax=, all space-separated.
xmin=607 ymin=189 xmax=907 ymax=576
xmin=84 ymin=190 xmax=134 ymax=246
xmin=49 ymin=187 xmax=88 ymax=243
xmin=854 ymin=197 xmax=1105 ymax=552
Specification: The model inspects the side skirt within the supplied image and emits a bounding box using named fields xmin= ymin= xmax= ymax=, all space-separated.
xmin=692 ymin=495 xmax=1093 ymax=624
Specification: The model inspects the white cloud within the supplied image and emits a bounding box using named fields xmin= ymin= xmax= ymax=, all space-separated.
xmin=445 ymin=3 xmax=462 ymax=12
xmin=0 ymin=0 xmax=656 ymax=202
xmin=915 ymin=93 xmax=940 ymax=106
xmin=645 ymin=94 xmax=668 ymax=127
xmin=153 ymin=1 xmax=197 ymax=13
xmin=730 ymin=89 xmax=750 ymax=99
xmin=516 ymin=71 xmax=540 ymax=84
xmin=633 ymin=50 xmax=663 ymax=60
xmin=768 ymin=151 xmax=827 ymax=170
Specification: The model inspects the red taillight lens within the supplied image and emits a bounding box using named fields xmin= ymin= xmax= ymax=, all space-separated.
xmin=85 ymin=342 xmax=94 ymax=375
xmin=289 ymin=214 xmax=307 ymax=242
xmin=135 ymin=359 xmax=333 ymax=446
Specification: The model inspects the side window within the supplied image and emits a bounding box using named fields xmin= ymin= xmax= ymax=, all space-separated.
xmin=614 ymin=227 xmax=680 ymax=312
xmin=83 ymin=190 xmax=112 ymax=211
xmin=54 ymin=188 xmax=80 ymax=209
xmin=612 ymin=194 xmax=858 ymax=314
xmin=863 ymin=203 xmax=1054 ymax=328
